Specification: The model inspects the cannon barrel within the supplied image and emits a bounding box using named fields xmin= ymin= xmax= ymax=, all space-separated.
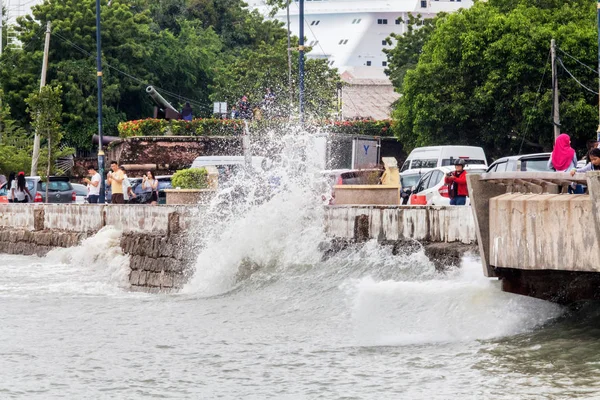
xmin=146 ymin=86 xmax=179 ymax=114
xmin=92 ymin=134 xmax=120 ymax=146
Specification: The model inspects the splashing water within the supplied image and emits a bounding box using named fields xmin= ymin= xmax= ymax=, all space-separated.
xmin=182 ymin=127 xmax=330 ymax=296
xmin=344 ymin=255 xmax=564 ymax=346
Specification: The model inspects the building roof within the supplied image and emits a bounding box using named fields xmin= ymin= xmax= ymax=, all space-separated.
xmin=341 ymin=68 xmax=400 ymax=120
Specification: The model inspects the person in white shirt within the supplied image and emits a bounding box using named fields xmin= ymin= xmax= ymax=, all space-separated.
xmin=6 ymin=172 xmax=16 ymax=203
xmin=11 ymin=172 xmax=33 ymax=203
xmin=83 ymin=165 xmax=101 ymax=204
xmin=120 ymin=166 xmax=136 ymax=203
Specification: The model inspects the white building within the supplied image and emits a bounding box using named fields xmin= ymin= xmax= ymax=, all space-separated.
xmin=248 ymin=0 xmax=473 ymax=119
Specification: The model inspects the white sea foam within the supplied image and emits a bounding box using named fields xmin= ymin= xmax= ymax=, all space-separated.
xmin=345 ymin=255 xmax=564 ymax=346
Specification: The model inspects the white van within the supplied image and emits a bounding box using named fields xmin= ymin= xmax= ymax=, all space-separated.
xmin=400 ymin=146 xmax=487 ymax=172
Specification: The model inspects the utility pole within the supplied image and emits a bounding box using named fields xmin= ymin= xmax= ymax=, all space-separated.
xmin=287 ymin=0 xmax=293 ymax=112
xmin=96 ymin=0 xmax=106 ymax=203
xmin=30 ymin=21 xmax=51 ymax=177
xmin=597 ymin=0 xmax=600 ymax=143
xmin=298 ymin=0 xmax=305 ymax=125
xmin=551 ymin=38 xmax=560 ymax=141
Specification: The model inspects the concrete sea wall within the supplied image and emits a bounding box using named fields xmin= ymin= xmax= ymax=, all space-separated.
xmin=0 ymin=204 xmax=200 ymax=291
xmin=0 ymin=203 xmax=477 ymax=292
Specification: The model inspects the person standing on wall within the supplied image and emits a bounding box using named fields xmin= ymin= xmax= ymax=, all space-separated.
xmin=445 ymin=159 xmax=468 ymax=206
xmin=83 ymin=165 xmax=101 ymax=204
xmin=107 ymin=161 xmax=125 ymax=204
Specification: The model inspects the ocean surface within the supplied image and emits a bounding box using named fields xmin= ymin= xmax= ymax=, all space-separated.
xmin=2 ymin=235 xmax=600 ymax=399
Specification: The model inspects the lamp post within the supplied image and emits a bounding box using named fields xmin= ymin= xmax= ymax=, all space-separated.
xmin=299 ymin=0 xmax=305 ymax=125
xmin=96 ymin=0 xmax=106 ymax=203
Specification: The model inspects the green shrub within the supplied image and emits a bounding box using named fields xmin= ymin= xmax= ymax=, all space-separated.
xmin=171 ymin=168 xmax=209 ymax=189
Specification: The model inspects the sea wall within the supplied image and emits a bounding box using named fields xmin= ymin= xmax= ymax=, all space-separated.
xmin=325 ymin=205 xmax=478 ymax=268
xmin=325 ymin=205 xmax=476 ymax=244
xmin=0 ymin=204 xmax=201 ymax=292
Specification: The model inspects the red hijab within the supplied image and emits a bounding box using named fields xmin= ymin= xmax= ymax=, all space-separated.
xmin=551 ymin=133 xmax=575 ymax=171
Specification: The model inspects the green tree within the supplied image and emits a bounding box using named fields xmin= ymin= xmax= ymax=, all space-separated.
xmin=26 ymin=85 xmax=72 ymax=194
xmin=0 ymin=90 xmax=32 ymax=174
xmin=384 ymin=13 xmax=438 ymax=92
xmin=209 ymin=37 xmax=340 ymax=120
xmin=392 ymin=0 xmax=598 ymax=159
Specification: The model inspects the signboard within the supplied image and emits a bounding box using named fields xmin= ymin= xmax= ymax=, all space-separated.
xmin=213 ymin=102 xmax=227 ymax=114
xmin=352 ymin=137 xmax=381 ymax=169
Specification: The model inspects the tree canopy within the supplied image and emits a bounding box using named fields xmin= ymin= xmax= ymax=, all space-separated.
xmin=390 ymin=0 xmax=598 ymax=159
xmin=0 ymin=0 xmax=338 ymax=153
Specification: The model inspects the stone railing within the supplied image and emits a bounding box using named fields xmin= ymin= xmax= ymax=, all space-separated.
xmin=467 ymin=171 xmax=600 ymax=303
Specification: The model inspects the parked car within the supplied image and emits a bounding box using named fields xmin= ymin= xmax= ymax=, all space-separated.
xmin=401 ymin=146 xmax=488 ymax=172
xmin=0 ymin=181 xmax=8 ymax=203
xmin=25 ymin=176 xmax=76 ymax=203
xmin=486 ymin=153 xmax=551 ymax=173
xmin=129 ymin=175 xmax=173 ymax=204
xmin=71 ymin=183 xmax=89 ymax=204
xmin=400 ymin=170 xmax=424 ymax=205
xmin=408 ymin=166 xmax=487 ymax=206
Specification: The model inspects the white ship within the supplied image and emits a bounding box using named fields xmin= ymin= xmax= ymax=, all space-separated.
xmin=248 ymin=0 xmax=473 ymax=73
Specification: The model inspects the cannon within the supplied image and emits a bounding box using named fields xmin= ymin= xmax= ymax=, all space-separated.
xmin=146 ymin=86 xmax=181 ymax=120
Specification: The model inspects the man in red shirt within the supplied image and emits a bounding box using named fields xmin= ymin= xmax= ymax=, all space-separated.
xmin=444 ymin=159 xmax=468 ymax=206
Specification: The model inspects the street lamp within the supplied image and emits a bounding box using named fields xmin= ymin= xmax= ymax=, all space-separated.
xmin=96 ymin=0 xmax=106 ymax=203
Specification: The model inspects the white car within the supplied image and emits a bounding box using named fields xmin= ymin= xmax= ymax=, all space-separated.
xmin=71 ymin=183 xmax=89 ymax=204
xmin=408 ymin=166 xmax=487 ymax=206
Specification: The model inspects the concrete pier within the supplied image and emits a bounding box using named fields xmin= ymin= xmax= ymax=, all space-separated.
xmin=468 ymin=171 xmax=600 ymax=303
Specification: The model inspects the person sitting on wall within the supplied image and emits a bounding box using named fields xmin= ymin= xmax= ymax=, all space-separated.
xmin=444 ymin=159 xmax=468 ymax=206
xmin=570 ymin=148 xmax=600 ymax=176
xmin=107 ymin=161 xmax=125 ymax=204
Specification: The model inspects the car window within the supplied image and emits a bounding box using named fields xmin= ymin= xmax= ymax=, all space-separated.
xmin=494 ymin=162 xmax=508 ymax=172
xmin=521 ymin=158 xmax=551 ymax=172
xmin=411 ymin=159 xmax=438 ymax=169
xmin=74 ymin=186 xmax=88 ymax=196
xmin=400 ymin=160 xmax=410 ymax=172
xmin=401 ymin=174 xmax=421 ymax=189
xmin=415 ymin=171 xmax=433 ymax=193
xmin=27 ymin=181 xmax=35 ymax=191
xmin=426 ymin=171 xmax=443 ymax=189
xmin=0 ymin=184 xmax=6 ymax=196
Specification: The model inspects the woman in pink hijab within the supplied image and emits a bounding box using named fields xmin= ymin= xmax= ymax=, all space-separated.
xmin=548 ymin=133 xmax=578 ymax=172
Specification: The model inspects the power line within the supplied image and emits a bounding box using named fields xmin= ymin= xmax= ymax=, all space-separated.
xmin=557 ymin=47 xmax=597 ymax=75
xmin=558 ymin=57 xmax=599 ymax=95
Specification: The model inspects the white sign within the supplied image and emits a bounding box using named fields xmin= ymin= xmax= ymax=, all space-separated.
xmin=213 ymin=102 xmax=227 ymax=114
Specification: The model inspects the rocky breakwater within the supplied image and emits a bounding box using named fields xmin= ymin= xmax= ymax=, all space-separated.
xmin=324 ymin=205 xmax=478 ymax=268
xmin=0 ymin=204 xmax=201 ymax=292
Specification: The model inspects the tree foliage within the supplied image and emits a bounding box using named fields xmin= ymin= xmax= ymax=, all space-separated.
xmin=26 ymin=85 xmax=73 ymax=179
xmin=0 ymin=90 xmax=32 ymax=174
xmin=391 ymin=0 xmax=598 ymax=159
xmin=0 ymin=0 xmax=337 ymax=152
xmin=384 ymin=13 xmax=438 ymax=92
